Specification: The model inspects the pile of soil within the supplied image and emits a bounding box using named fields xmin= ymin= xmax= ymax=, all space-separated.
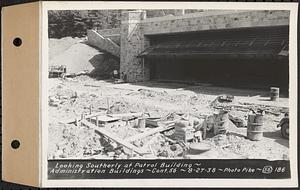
xmin=49 ymin=37 xmax=119 ymax=77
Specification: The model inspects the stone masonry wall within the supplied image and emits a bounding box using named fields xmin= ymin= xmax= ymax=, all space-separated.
xmin=120 ymin=10 xmax=149 ymax=82
xmin=119 ymin=10 xmax=290 ymax=82
xmin=142 ymin=10 xmax=290 ymax=35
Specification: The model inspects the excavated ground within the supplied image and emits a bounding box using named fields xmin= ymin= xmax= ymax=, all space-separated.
xmin=48 ymin=76 xmax=289 ymax=160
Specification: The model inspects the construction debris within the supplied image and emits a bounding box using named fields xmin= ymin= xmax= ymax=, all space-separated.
xmin=217 ymin=94 xmax=234 ymax=103
xmin=48 ymin=76 xmax=289 ymax=160
xmin=174 ymin=121 xmax=194 ymax=143
xmin=49 ymin=65 xmax=66 ymax=78
xmin=81 ymin=120 xmax=147 ymax=155
xmin=126 ymin=124 xmax=175 ymax=142
xmin=229 ymin=114 xmax=246 ymax=128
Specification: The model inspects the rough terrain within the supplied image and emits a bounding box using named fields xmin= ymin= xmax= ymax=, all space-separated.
xmin=48 ymin=76 xmax=289 ymax=160
xmin=48 ymin=37 xmax=289 ymax=161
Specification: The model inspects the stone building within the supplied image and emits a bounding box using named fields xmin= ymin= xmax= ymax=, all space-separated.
xmin=88 ymin=10 xmax=289 ymax=88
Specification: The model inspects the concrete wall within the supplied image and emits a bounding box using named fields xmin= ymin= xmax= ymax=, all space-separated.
xmin=87 ymin=30 xmax=120 ymax=58
xmin=97 ymin=28 xmax=121 ymax=45
xmin=97 ymin=28 xmax=121 ymax=35
xmin=119 ymin=10 xmax=290 ymax=82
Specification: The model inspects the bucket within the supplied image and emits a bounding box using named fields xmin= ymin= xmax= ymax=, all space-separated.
xmin=247 ymin=114 xmax=264 ymax=141
xmin=270 ymin=87 xmax=280 ymax=101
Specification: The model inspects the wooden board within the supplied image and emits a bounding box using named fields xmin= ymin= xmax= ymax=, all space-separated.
xmin=81 ymin=120 xmax=146 ymax=155
xmin=107 ymin=112 xmax=143 ymax=120
xmin=125 ymin=124 xmax=175 ymax=142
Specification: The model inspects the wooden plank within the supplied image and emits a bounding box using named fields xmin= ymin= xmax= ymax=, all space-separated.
xmin=146 ymin=118 xmax=160 ymax=127
xmin=81 ymin=120 xmax=146 ymax=155
xmin=60 ymin=111 xmax=107 ymax=124
xmin=90 ymin=115 xmax=119 ymax=123
xmin=125 ymin=124 xmax=175 ymax=142
xmin=107 ymin=112 xmax=143 ymax=120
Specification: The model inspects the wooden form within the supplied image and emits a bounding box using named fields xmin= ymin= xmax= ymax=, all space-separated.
xmin=81 ymin=120 xmax=147 ymax=155
xmin=108 ymin=112 xmax=143 ymax=120
xmin=63 ymin=112 xmax=144 ymax=125
xmin=90 ymin=115 xmax=119 ymax=124
xmin=62 ymin=111 xmax=111 ymax=125
xmin=125 ymin=124 xmax=175 ymax=142
xmin=71 ymin=110 xmax=177 ymax=156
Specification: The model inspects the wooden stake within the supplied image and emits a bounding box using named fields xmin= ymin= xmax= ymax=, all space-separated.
xmin=96 ymin=116 xmax=99 ymax=127
xmin=89 ymin=105 xmax=92 ymax=115
xmin=81 ymin=114 xmax=84 ymax=126
xmin=107 ymin=98 xmax=110 ymax=112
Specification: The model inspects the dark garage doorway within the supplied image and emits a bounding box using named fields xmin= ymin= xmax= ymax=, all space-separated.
xmin=148 ymin=57 xmax=288 ymax=89
xmin=140 ymin=25 xmax=289 ymax=91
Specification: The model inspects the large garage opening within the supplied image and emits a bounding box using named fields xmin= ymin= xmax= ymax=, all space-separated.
xmin=139 ymin=26 xmax=289 ymax=90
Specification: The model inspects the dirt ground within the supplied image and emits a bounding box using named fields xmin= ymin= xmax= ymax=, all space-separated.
xmin=48 ymin=76 xmax=289 ymax=160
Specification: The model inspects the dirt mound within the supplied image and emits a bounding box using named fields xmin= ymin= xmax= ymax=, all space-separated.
xmin=49 ymin=37 xmax=82 ymax=60
xmin=49 ymin=37 xmax=119 ymax=76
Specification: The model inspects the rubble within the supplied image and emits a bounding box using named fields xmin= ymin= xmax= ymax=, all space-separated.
xmin=48 ymin=76 xmax=289 ymax=160
xmin=229 ymin=114 xmax=246 ymax=128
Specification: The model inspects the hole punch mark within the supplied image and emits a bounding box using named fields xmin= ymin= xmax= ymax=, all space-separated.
xmin=13 ymin=37 xmax=22 ymax=47
xmin=11 ymin=140 xmax=20 ymax=149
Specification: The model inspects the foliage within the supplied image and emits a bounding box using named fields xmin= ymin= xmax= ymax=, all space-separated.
xmin=48 ymin=10 xmax=123 ymax=38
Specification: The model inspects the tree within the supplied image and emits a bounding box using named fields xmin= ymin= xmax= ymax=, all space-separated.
xmin=48 ymin=10 xmax=126 ymax=38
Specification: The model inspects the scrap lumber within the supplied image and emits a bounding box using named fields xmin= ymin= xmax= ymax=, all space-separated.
xmin=81 ymin=120 xmax=146 ymax=155
xmin=214 ymin=103 xmax=285 ymax=116
xmin=108 ymin=112 xmax=143 ymax=120
xmin=90 ymin=115 xmax=119 ymax=124
xmin=84 ymin=84 xmax=102 ymax=87
xmin=60 ymin=111 xmax=108 ymax=124
xmin=125 ymin=124 xmax=175 ymax=142
xmin=146 ymin=118 xmax=160 ymax=127
xmin=146 ymin=118 xmax=175 ymax=128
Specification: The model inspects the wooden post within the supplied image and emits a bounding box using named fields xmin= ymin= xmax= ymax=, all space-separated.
xmin=142 ymin=58 xmax=145 ymax=82
xmin=96 ymin=116 xmax=99 ymax=127
xmin=202 ymin=118 xmax=207 ymax=140
xmin=89 ymin=105 xmax=92 ymax=115
xmin=107 ymin=98 xmax=110 ymax=112
xmin=81 ymin=114 xmax=84 ymax=126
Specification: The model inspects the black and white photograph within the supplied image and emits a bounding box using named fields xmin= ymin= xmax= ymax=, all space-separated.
xmin=43 ymin=2 xmax=297 ymax=185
